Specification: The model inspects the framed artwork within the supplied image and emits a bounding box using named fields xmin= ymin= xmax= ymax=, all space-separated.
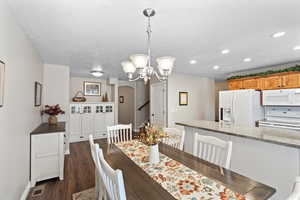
xmin=119 ymin=96 xmax=124 ymax=103
xmin=84 ymin=81 xmax=101 ymax=96
xmin=0 ymin=60 xmax=5 ymax=107
xmin=179 ymin=92 xmax=188 ymax=106
xmin=34 ymin=81 xmax=42 ymax=107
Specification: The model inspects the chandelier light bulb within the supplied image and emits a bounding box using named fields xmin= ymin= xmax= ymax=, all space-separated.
xmin=122 ymin=61 xmax=136 ymax=74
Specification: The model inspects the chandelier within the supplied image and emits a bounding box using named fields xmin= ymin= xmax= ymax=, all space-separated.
xmin=121 ymin=8 xmax=175 ymax=83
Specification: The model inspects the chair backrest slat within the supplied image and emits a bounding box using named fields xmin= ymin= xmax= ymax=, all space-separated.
xmin=107 ymin=124 xmax=132 ymax=144
xmin=162 ymin=127 xmax=185 ymax=151
xmin=193 ymin=133 xmax=232 ymax=169
xmin=94 ymin=145 xmax=127 ymax=200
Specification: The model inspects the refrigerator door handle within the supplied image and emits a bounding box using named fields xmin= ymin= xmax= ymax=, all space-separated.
xmin=231 ymin=94 xmax=235 ymax=123
xmin=220 ymin=108 xmax=223 ymax=121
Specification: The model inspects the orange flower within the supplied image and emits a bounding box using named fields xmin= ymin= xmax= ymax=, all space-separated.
xmin=165 ymin=160 xmax=180 ymax=168
xmin=177 ymin=179 xmax=200 ymax=195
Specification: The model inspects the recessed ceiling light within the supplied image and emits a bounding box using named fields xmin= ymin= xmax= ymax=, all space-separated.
xmin=213 ymin=65 xmax=220 ymax=70
xmin=221 ymin=49 xmax=230 ymax=54
xmin=272 ymin=31 xmax=286 ymax=38
xmin=243 ymin=58 xmax=252 ymax=62
xmin=189 ymin=60 xmax=197 ymax=64
xmin=293 ymin=46 xmax=300 ymax=51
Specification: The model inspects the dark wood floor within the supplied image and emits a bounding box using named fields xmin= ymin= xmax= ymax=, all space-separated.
xmin=27 ymin=140 xmax=98 ymax=200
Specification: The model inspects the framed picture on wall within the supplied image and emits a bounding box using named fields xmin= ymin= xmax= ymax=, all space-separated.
xmin=84 ymin=81 xmax=101 ymax=96
xmin=119 ymin=96 xmax=124 ymax=103
xmin=0 ymin=60 xmax=5 ymax=107
xmin=179 ymin=92 xmax=188 ymax=106
xmin=34 ymin=81 xmax=42 ymax=107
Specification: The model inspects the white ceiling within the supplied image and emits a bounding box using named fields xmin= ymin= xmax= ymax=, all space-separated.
xmin=7 ymin=0 xmax=300 ymax=80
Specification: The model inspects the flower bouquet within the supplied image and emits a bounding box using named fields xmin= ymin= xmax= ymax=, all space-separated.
xmin=139 ymin=123 xmax=167 ymax=164
xmin=41 ymin=104 xmax=65 ymax=125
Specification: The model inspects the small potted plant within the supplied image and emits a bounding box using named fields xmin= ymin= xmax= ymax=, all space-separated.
xmin=139 ymin=123 xmax=167 ymax=164
xmin=41 ymin=104 xmax=65 ymax=125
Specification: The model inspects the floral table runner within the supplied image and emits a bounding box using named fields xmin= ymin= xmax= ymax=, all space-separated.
xmin=114 ymin=140 xmax=246 ymax=200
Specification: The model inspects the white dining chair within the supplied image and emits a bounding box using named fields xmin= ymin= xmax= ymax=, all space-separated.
xmin=162 ymin=127 xmax=185 ymax=151
xmin=286 ymin=177 xmax=300 ymax=200
xmin=95 ymin=144 xmax=127 ymax=200
xmin=88 ymin=135 xmax=105 ymax=200
xmin=193 ymin=134 xmax=232 ymax=169
xmin=107 ymin=124 xmax=132 ymax=144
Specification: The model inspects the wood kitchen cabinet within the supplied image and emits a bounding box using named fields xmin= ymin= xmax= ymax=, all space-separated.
xmin=228 ymin=80 xmax=243 ymax=90
xmin=243 ymin=78 xmax=261 ymax=90
xmin=228 ymin=72 xmax=300 ymax=90
xmin=281 ymin=73 xmax=300 ymax=89
xmin=261 ymin=76 xmax=282 ymax=90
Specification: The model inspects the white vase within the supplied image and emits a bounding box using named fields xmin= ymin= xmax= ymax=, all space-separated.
xmin=149 ymin=144 xmax=160 ymax=164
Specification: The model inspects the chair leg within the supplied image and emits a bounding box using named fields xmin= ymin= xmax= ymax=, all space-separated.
xmin=95 ymin=169 xmax=100 ymax=200
xmin=98 ymin=184 xmax=107 ymax=200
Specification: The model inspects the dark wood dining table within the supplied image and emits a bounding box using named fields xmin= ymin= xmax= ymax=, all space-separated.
xmin=96 ymin=139 xmax=275 ymax=200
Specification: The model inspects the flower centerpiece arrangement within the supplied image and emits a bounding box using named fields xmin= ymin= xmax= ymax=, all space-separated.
xmin=41 ymin=104 xmax=65 ymax=125
xmin=139 ymin=123 xmax=167 ymax=164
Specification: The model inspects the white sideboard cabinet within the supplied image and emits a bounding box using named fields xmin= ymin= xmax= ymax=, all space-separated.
xmin=69 ymin=102 xmax=115 ymax=142
xmin=30 ymin=122 xmax=65 ymax=186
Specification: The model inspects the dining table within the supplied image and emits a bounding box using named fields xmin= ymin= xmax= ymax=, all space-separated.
xmin=96 ymin=139 xmax=276 ymax=200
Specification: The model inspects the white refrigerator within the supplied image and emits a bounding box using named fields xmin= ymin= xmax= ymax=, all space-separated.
xmin=219 ymin=89 xmax=264 ymax=127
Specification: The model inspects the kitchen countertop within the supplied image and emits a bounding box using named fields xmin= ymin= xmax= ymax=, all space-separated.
xmin=176 ymin=120 xmax=300 ymax=149
xmin=31 ymin=122 xmax=66 ymax=135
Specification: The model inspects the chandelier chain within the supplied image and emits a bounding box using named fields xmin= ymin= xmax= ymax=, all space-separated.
xmin=147 ymin=16 xmax=152 ymax=68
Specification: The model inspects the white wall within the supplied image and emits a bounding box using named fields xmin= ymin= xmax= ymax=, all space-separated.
xmin=167 ymin=74 xmax=215 ymax=127
xmin=70 ymin=76 xmax=112 ymax=102
xmin=43 ymin=64 xmax=70 ymax=122
xmin=0 ymin=1 xmax=43 ymax=199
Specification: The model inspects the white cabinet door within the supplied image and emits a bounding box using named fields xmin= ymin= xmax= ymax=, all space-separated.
xmin=263 ymin=89 xmax=292 ymax=106
xmin=105 ymin=112 xmax=115 ymax=127
xmin=94 ymin=105 xmax=106 ymax=138
xmin=31 ymin=132 xmax=64 ymax=186
xmin=292 ymin=89 xmax=300 ymax=106
xmin=105 ymin=105 xmax=115 ymax=127
xmin=69 ymin=104 xmax=81 ymax=141
xmin=81 ymin=104 xmax=94 ymax=139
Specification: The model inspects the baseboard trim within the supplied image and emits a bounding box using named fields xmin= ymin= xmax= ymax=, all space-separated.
xmin=20 ymin=181 xmax=31 ymax=200
xmin=65 ymin=149 xmax=70 ymax=155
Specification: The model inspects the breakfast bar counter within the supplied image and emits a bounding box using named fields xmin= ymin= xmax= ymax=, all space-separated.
xmin=176 ymin=120 xmax=300 ymax=148
xmin=176 ymin=120 xmax=300 ymax=200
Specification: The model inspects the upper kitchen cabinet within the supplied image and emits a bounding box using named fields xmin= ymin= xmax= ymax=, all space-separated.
xmin=281 ymin=73 xmax=300 ymax=89
xmin=227 ymin=72 xmax=300 ymax=90
xmin=261 ymin=75 xmax=282 ymax=90
xmin=228 ymin=79 xmax=243 ymax=90
xmin=243 ymin=78 xmax=261 ymax=90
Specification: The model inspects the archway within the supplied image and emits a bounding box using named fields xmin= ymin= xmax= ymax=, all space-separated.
xmin=118 ymin=86 xmax=135 ymax=127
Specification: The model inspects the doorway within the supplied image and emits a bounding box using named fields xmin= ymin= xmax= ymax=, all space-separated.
xmin=118 ymin=86 xmax=135 ymax=126
xmin=150 ymin=82 xmax=166 ymax=127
